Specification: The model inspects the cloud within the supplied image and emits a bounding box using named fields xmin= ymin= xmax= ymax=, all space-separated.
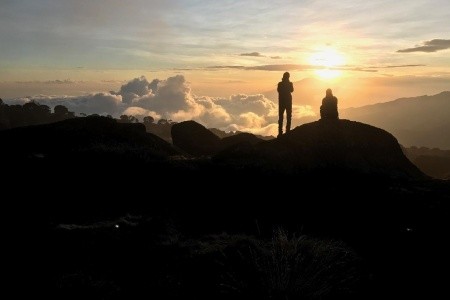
xmin=5 ymin=75 xmax=315 ymax=136
xmin=208 ymin=64 xmax=378 ymax=72
xmin=5 ymin=93 xmax=123 ymax=115
xmin=292 ymin=105 xmax=316 ymax=119
xmin=369 ymin=64 xmax=426 ymax=68
xmin=115 ymin=76 xmax=159 ymax=104
xmin=208 ymin=65 xmax=246 ymax=70
xmin=270 ymin=56 xmax=282 ymax=59
xmin=397 ymin=39 xmax=450 ymax=53
xmin=44 ymin=79 xmax=78 ymax=84
xmin=237 ymin=112 xmax=267 ymax=128
xmin=246 ymin=64 xmax=305 ymax=71
xmin=240 ymin=52 xmax=265 ymax=57
xmin=208 ymin=64 xmax=306 ymax=71
xmin=208 ymin=63 xmax=426 ymax=72
xmin=215 ymin=94 xmax=277 ymax=116
xmin=122 ymin=107 xmax=161 ymax=120
xmin=15 ymin=79 xmax=79 ymax=85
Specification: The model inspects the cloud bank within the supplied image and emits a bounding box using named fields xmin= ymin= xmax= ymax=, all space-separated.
xmin=397 ymin=39 xmax=450 ymax=53
xmin=4 ymin=75 xmax=315 ymax=136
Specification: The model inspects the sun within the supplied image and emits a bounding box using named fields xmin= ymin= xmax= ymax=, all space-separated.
xmin=308 ymin=48 xmax=346 ymax=79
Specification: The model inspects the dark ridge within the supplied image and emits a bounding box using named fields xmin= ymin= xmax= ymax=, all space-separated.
xmin=0 ymin=116 xmax=179 ymax=160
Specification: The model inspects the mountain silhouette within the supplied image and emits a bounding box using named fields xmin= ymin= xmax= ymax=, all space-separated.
xmin=403 ymin=146 xmax=450 ymax=179
xmin=341 ymin=91 xmax=450 ymax=148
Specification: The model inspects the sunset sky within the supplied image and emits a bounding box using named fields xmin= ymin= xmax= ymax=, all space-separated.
xmin=1 ymin=0 xmax=449 ymax=134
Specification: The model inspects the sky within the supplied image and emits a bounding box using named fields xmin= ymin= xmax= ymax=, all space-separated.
xmin=1 ymin=0 xmax=449 ymax=134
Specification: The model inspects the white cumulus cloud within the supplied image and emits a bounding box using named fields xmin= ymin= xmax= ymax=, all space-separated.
xmin=4 ymin=75 xmax=316 ymax=136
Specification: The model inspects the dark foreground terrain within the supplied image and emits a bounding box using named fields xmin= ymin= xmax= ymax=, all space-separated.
xmin=2 ymin=117 xmax=449 ymax=299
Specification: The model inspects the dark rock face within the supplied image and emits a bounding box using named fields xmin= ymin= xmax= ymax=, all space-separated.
xmin=171 ymin=119 xmax=423 ymax=179
xmin=219 ymin=132 xmax=262 ymax=151
xmin=216 ymin=119 xmax=425 ymax=179
xmin=171 ymin=121 xmax=221 ymax=155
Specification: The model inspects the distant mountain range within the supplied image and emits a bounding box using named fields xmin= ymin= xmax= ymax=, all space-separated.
xmin=341 ymin=91 xmax=450 ymax=149
xmin=402 ymin=146 xmax=450 ymax=180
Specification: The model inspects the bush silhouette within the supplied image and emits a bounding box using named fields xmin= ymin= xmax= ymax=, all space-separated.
xmin=212 ymin=230 xmax=363 ymax=300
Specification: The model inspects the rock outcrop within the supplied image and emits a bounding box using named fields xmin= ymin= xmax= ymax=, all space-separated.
xmin=216 ymin=119 xmax=425 ymax=179
xmin=172 ymin=121 xmax=264 ymax=155
xmin=171 ymin=121 xmax=221 ymax=155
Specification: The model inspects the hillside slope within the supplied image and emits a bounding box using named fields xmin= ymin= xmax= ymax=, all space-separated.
xmin=341 ymin=92 xmax=450 ymax=148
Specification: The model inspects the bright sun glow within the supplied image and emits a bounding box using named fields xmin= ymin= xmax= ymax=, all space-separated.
xmin=309 ymin=48 xmax=346 ymax=79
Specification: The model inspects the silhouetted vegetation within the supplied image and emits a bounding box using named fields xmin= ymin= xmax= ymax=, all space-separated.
xmin=142 ymin=118 xmax=177 ymax=142
xmin=47 ymin=219 xmax=365 ymax=300
xmin=118 ymin=114 xmax=139 ymax=124
xmin=210 ymin=127 xmax=274 ymax=140
xmin=0 ymin=99 xmax=75 ymax=130
xmin=218 ymin=229 xmax=362 ymax=299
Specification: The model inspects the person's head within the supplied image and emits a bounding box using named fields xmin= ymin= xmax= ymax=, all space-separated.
xmin=282 ymin=72 xmax=290 ymax=81
xmin=326 ymin=88 xmax=333 ymax=97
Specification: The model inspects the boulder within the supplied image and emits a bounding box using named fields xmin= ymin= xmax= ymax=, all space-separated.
xmin=216 ymin=119 xmax=425 ymax=179
xmin=171 ymin=121 xmax=221 ymax=155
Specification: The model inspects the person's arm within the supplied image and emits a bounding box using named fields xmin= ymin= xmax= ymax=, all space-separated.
xmin=277 ymin=83 xmax=281 ymax=93
xmin=290 ymin=82 xmax=294 ymax=93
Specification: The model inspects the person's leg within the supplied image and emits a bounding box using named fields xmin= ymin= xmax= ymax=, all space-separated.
xmin=286 ymin=100 xmax=292 ymax=132
xmin=278 ymin=102 xmax=285 ymax=136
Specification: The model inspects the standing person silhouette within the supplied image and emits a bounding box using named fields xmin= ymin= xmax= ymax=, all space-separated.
xmin=277 ymin=72 xmax=294 ymax=137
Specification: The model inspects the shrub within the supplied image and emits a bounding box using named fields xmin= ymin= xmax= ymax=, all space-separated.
xmin=219 ymin=229 xmax=362 ymax=299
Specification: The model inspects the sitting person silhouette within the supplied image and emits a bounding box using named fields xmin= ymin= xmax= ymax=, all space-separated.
xmin=277 ymin=72 xmax=294 ymax=137
xmin=320 ymin=88 xmax=339 ymax=120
